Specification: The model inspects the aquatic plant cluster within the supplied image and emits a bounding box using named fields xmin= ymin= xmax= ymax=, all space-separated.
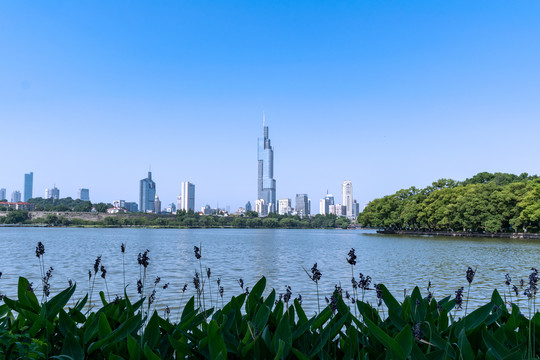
xmin=0 ymin=244 xmax=539 ymax=358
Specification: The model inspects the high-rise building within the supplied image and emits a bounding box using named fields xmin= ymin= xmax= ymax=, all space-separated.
xmin=0 ymin=188 xmax=6 ymax=201
xmin=24 ymin=172 xmax=33 ymax=201
xmin=352 ymin=200 xmax=360 ymax=219
xmin=278 ymin=198 xmax=292 ymax=215
xmin=257 ymin=115 xmax=276 ymax=214
xmin=125 ymin=202 xmax=138 ymax=212
xmin=319 ymin=192 xmax=335 ymax=215
xmin=180 ymin=181 xmax=195 ymax=211
xmin=245 ymin=201 xmax=252 ymax=212
xmin=295 ymin=194 xmax=309 ymax=218
xmin=78 ymin=188 xmax=90 ymax=202
xmin=154 ymin=195 xmax=161 ymax=214
xmin=11 ymin=191 xmax=21 ymax=203
xmin=342 ymin=181 xmax=353 ymax=218
xmin=139 ymin=171 xmax=156 ymax=213
xmin=45 ymin=186 xmax=60 ymax=200
xmin=255 ymin=199 xmax=266 ymax=216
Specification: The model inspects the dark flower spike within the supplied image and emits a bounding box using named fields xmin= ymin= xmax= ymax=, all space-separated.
xmin=88 ymin=270 xmax=92 ymax=281
xmin=194 ymin=246 xmax=201 ymax=260
xmin=93 ymin=256 xmax=102 ymax=274
xmin=455 ymin=287 xmax=464 ymax=309
xmin=238 ymin=278 xmax=244 ymax=290
xmin=206 ymin=267 xmax=211 ymax=279
xmin=466 ymin=266 xmax=476 ymax=284
xmin=100 ymin=265 xmax=107 ymax=279
xmin=505 ymin=273 xmax=511 ymax=286
xmin=283 ymin=285 xmax=292 ymax=303
xmin=121 ymin=243 xmax=126 ymax=253
xmin=311 ymin=263 xmax=322 ymax=282
xmin=0 ymin=271 xmax=2 ymax=279
xmin=137 ymin=279 xmax=143 ymax=294
xmin=182 ymin=283 xmax=188 ymax=293
xmin=137 ymin=250 xmax=150 ymax=268
xmin=347 ymin=248 xmax=357 ymax=266
xmin=35 ymin=242 xmax=45 ymax=258
xmin=154 ymin=276 xmax=161 ymax=285
xmin=219 ymin=286 xmax=224 ymax=297
xmin=162 ymin=283 xmax=169 ymax=290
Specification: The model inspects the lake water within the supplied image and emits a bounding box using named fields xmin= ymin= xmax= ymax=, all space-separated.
xmin=1 ymin=227 xmax=539 ymax=317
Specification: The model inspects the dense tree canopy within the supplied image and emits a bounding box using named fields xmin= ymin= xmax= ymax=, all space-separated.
xmin=358 ymin=172 xmax=540 ymax=233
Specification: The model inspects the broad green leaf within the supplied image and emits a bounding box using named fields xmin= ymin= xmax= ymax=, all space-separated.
xmin=395 ymin=324 xmax=413 ymax=357
xmin=208 ymin=320 xmax=227 ymax=360
xmin=61 ymin=331 xmax=84 ymax=360
xmin=246 ymin=276 xmax=266 ymax=315
xmin=363 ymin=317 xmax=404 ymax=359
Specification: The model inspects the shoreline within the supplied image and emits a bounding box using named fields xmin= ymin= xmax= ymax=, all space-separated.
xmin=376 ymin=229 xmax=540 ymax=239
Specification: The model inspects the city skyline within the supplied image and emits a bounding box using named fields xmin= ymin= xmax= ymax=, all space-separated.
xmin=2 ymin=2 xmax=540 ymax=210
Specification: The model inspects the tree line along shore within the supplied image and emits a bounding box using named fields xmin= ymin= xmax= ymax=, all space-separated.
xmin=358 ymin=172 xmax=540 ymax=233
xmin=0 ymin=209 xmax=352 ymax=229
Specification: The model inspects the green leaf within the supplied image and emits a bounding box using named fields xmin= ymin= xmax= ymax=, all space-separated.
xmin=310 ymin=307 xmax=331 ymax=330
xmin=88 ymin=313 xmax=142 ymax=354
xmin=246 ymin=276 xmax=266 ymax=315
xmin=395 ymin=324 xmax=413 ymax=358
xmin=98 ymin=312 xmax=113 ymax=340
xmin=208 ymin=320 xmax=227 ymax=360
xmin=482 ymin=327 xmax=511 ymax=359
xmin=379 ymin=283 xmax=401 ymax=314
xmin=274 ymin=339 xmax=285 ymax=360
xmin=45 ymin=284 xmax=76 ymax=321
xmin=291 ymin=347 xmax=310 ymax=360
xmin=61 ymin=331 xmax=84 ymax=360
xmin=168 ymin=334 xmax=193 ymax=358
xmin=462 ymin=302 xmax=494 ymax=332
xmin=457 ymin=328 xmax=475 ymax=359
xmin=143 ymin=311 xmax=161 ymax=349
xmin=363 ymin=317 xmax=404 ymax=359
xmin=143 ymin=343 xmax=162 ymax=360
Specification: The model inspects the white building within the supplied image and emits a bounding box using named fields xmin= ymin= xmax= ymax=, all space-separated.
xmin=342 ymin=181 xmax=353 ymax=218
xmin=45 ymin=186 xmax=60 ymax=200
xmin=113 ymin=200 xmax=126 ymax=209
xmin=278 ymin=198 xmax=292 ymax=215
xmin=180 ymin=182 xmax=195 ymax=211
xmin=255 ymin=199 xmax=267 ymax=216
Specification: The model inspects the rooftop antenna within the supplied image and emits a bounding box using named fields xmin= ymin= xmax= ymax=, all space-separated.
xmin=263 ymin=111 xmax=266 ymax=128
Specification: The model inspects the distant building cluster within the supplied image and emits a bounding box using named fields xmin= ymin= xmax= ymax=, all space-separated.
xmin=253 ymin=117 xmax=359 ymax=220
xmin=3 ymin=116 xmax=361 ymax=218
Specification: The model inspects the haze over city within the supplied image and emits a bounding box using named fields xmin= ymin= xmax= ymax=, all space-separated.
xmin=2 ymin=1 xmax=540 ymax=210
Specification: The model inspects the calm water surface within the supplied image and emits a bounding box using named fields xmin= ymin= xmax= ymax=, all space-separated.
xmin=1 ymin=227 xmax=539 ymax=316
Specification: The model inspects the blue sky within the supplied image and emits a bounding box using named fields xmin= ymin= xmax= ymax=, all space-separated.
xmin=1 ymin=1 xmax=540 ymax=210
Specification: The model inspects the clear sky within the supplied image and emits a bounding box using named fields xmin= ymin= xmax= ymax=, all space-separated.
xmin=2 ymin=1 xmax=540 ymax=211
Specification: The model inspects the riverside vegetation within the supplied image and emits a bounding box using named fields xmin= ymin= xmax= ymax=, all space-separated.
xmin=358 ymin=172 xmax=540 ymax=233
xmin=1 ymin=244 xmax=540 ymax=359
xmin=0 ymin=210 xmax=351 ymax=229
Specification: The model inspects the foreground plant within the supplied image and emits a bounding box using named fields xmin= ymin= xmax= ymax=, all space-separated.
xmin=2 ymin=274 xmax=540 ymax=359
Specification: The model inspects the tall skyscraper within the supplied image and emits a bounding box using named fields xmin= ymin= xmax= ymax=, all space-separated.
xmin=0 ymin=188 xmax=6 ymax=201
xmin=45 ymin=186 xmax=60 ymax=200
xmin=24 ymin=172 xmax=33 ymax=201
xmin=78 ymin=188 xmax=90 ymax=202
xmin=245 ymin=201 xmax=252 ymax=212
xmin=180 ymin=181 xmax=195 ymax=211
xmin=342 ymin=180 xmax=353 ymax=218
xmin=257 ymin=115 xmax=276 ymax=214
xmin=139 ymin=171 xmax=156 ymax=213
xmin=11 ymin=191 xmax=21 ymax=203
xmin=295 ymin=194 xmax=309 ymax=218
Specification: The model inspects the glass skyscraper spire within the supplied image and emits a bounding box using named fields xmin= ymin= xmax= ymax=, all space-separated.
xmin=257 ymin=115 xmax=276 ymax=214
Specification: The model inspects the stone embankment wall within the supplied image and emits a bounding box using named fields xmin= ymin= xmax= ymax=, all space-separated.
xmin=380 ymin=230 xmax=540 ymax=240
